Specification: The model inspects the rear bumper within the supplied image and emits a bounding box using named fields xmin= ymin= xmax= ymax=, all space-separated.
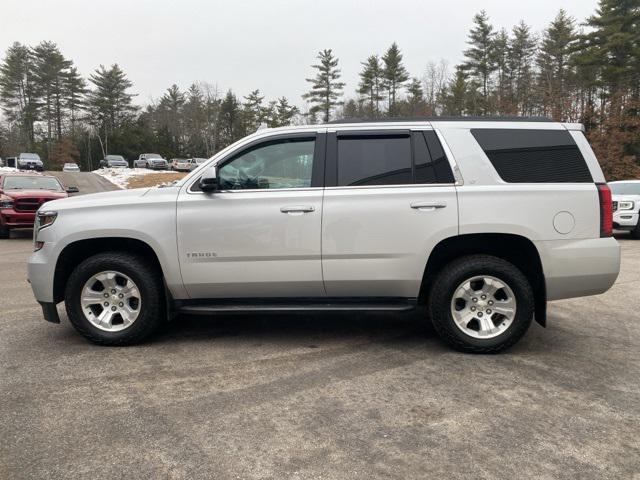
xmin=1 ymin=208 xmax=35 ymax=227
xmin=535 ymin=237 xmax=620 ymax=301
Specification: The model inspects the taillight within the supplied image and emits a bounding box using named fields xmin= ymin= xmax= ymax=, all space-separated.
xmin=596 ymin=183 xmax=613 ymax=237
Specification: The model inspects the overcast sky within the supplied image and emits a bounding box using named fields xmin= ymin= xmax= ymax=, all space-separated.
xmin=1 ymin=0 xmax=599 ymax=107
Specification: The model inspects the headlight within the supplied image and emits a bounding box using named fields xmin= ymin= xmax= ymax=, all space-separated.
xmin=0 ymin=198 xmax=13 ymax=209
xmin=618 ymin=201 xmax=635 ymax=210
xmin=36 ymin=210 xmax=58 ymax=230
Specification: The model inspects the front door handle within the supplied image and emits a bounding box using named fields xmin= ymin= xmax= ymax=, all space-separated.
xmin=410 ymin=201 xmax=447 ymax=211
xmin=280 ymin=205 xmax=315 ymax=215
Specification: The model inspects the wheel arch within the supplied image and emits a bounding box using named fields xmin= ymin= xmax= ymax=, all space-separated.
xmin=53 ymin=237 xmax=164 ymax=303
xmin=420 ymin=233 xmax=547 ymax=326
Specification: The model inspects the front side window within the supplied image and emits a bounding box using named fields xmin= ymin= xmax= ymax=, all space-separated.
xmin=337 ymin=134 xmax=412 ymax=186
xmin=218 ymin=138 xmax=315 ymax=190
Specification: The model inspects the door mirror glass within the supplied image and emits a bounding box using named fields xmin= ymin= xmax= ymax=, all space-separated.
xmin=199 ymin=167 xmax=219 ymax=192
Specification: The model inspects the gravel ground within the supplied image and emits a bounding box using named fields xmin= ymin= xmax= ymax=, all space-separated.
xmin=0 ymin=233 xmax=638 ymax=480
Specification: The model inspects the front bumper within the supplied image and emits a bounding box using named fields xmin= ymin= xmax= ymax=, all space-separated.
xmin=28 ymin=241 xmax=57 ymax=303
xmin=1 ymin=208 xmax=36 ymax=227
xmin=150 ymin=164 xmax=169 ymax=170
xmin=613 ymin=210 xmax=638 ymax=230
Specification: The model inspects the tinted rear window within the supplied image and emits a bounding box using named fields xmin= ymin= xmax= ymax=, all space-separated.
xmin=337 ymin=134 xmax=412 ymax=186
xmin=471 ymin=129 xmax=593 ymax=183
xmin=414 ymin=131 xmax=455 ymax=184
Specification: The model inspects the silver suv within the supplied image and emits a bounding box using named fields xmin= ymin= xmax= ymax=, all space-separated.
xmin=28 ymin=118 xmax=620 ymax=352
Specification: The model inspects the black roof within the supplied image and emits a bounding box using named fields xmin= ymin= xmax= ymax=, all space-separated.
xmin=327 ymin=116 xmax=554 ymax=124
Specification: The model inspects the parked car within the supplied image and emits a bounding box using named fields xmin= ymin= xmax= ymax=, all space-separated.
xmin=609 ymin=180 xmax=640 ymax=238
xmin=190 ymin=158 xmax=207 ymax=171
xmin=28 ymin=117 xmax=620 ymax=352
xmin=134 ymin=154 xmax=168 ymax=170
xmin=100 ymin=155 xmax=128 ymax=168
xmin=0 ymin=173 xmax=78 ymax=239
xmin=62 ymin=163 xmax=81 ymax=172
xmin=174 ymin=158 xmax=208 ymax=171
xmin=17 ymin=153 xmax=44 ymax=172
xmin=170 ymin=158 xmax=183 ymax=170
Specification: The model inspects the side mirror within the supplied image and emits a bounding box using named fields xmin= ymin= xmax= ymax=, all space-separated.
xmin=199 ymin=167 xmax=219 ymax=192
xmin=66 ymin=186 xmax=79 ymax=194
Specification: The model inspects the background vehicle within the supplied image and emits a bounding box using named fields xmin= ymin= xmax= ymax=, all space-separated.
xmin=62 ymin=163 xmax=81 ymax=172
xmin=0 ymin=173 xmax=77 ymax=239
xmin=190 ymin=158 xmax=207 ymax=171
xmin=134 ymin=153 xmax=168 ymax=170
xmin=172 ymin=158 xmax=202 ymax=171
xmin=28 ymin=118 xmax=619 ymax=353
xmin=99 ymin=155 xmax=128 ymax=168
xmin=17 ymin=153 xmax=44 ymax=172
xmin=610 ymin=180 xmax=640 ymax=239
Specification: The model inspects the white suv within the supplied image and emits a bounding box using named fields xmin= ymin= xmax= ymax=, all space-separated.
xmin=28 ymin=118 xmax=620 ymax=352
xmin=610 ymin=180 xmax=640 ymax=239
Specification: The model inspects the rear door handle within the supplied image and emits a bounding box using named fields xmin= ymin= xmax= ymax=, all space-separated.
xmin=410 ymin=201 xmax=447 ymax=211
xmin=280 ymin=205 xmax=315 ymax=215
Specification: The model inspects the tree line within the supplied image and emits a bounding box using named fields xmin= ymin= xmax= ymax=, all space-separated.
xmin=0 ymin=0 xmax=639 ymax=179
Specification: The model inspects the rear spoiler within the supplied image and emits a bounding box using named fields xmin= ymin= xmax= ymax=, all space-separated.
xmin=562 ymin=123 xmax=585 ymax=132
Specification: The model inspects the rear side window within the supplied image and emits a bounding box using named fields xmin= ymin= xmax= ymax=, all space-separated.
xmin=414 ymin=131 xmax=456 ymax=184
xmin=337 ymin=134 xmax=412 ymax=186
xmin=471 ymin=129 xmax=593 ymax=183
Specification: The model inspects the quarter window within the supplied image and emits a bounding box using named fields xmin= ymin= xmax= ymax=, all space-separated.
xmin=471 ymin=129 xmax=593 ymax=183
xmin=337 ymin=134 xmax=412 ymax=186
xmin=218 ymin=138 xmax=315 ymax=190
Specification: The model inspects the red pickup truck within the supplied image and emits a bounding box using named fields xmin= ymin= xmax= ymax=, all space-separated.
xmin=0 ymin=173 xmax=77 ymax=239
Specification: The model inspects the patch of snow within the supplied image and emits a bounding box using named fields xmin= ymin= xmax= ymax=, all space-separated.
xmin=92 ymin=167 xmax=179 ymax=189
xmin=0 ymin=166 xmax=20 ymax=173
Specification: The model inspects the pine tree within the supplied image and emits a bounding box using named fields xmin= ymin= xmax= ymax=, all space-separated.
xmin=243 ymin=89 xmax=265 ymax=131
xmin=274 ymin=97 xmax=298 ymax=126
xmin=219 ymin=90 xmax=241 ymax=146
xmin=357 ymin=55 xmax=384 ymax=117
xmin=462 ymin=11 xmax=497 ymax=113
xmin=64 ymin=67 xmax=87 ymax=136
xmin=442 ymin=67 xmax=468 ymax=115
xmin=303 ymin=49 xmax=345 ymax=123
xmin=405 ymin=77 xmax=425 ymax=116
xmin=508 ymin=21 xmax=537 ymax=115
xmin=382 ymin=43 xmax=409 ymax=116
xmin=492 ymin=29 xmax=511 ymax=114
xmin=582 ymin=0 xmax=640 ymax=97
xmin=86 ymin=64 xmax=137 ymax=156
xmin=32 ymin=41 xmax=73 ymax=158
xmin=0 ymin=42 xmax=38 ymax=146
xmin=537 ymin=10 xmax=577 ymax=119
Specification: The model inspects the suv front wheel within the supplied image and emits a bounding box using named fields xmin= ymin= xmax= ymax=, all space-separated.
xmin=64 ymin=252 xmax=165 ymax=345
xmin=428 ymin=255 xmax=534 ymax=353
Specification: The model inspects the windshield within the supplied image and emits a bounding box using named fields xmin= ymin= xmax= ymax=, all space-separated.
xmin=146 ymin=154 xmax=162 ymax=159
xmin=19 ymin=153 xmax=40 ymax=161
xmin=195 ymin=158 xmax=206 ymax=163
xmin=105 ymin=155 xmax=125 ymax=161
xmin=3 ymin=176 xmax=63 ymax=191
xmin=610 ymin=182 xmax=640 ymax=195
xmin=64 ymin=163 xmax=78 ymax=167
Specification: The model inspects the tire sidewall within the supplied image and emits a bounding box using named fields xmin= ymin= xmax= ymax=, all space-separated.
xmin=430 ymin=257 xmax=534 ymax=352
xmin=65 ymin=253 xmax=162 ymax=344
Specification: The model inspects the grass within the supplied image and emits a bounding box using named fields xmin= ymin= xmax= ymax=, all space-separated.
xmin=126 ymin=172 xmax=188 ymax=189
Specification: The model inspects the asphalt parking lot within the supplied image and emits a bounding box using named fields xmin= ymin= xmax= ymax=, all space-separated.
xmin=1 ymin=231 xmax=639 ymax=480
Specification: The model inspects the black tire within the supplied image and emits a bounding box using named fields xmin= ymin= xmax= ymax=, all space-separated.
xmin=631 ymin=223 xmax=640 ymax=239
xmin=0 ymin=223 xmax=9 ymax=239
xmin=428 ymin=255 xmax=534 ymax=354
xmin=64 ymin=252 xmax=165 ymax=346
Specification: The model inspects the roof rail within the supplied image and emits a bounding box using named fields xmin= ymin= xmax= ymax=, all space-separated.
xmin=327 ymin=116 xmax=554 ymax=124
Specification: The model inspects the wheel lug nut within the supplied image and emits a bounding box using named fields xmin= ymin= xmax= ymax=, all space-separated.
xmin=119 ymin=302 xmax=124 ymax=307
xmin=477 ymin=312 xmax=483 ymax=317
xmin=111 ymin=289 xmax=116 ymax=294
xmin=486 ymin=309 xmax=492 ymax=314
xmin=118 ymin=293 xmax=124 ymax=298
xmin=111 ymin=306 xmax=117 ymax=311
xmin=470 ymin=306 xmax=476 ymax=311
xmin=481 ymin=295 xmax=486 ymax=300
xmin=103 ymin=301 xmax=109 ymax=306
xmin=103 ymin=293 xmax=109 ymax=298
xmin=472 ymin=298 xmax=478 ymax=302
xmin=488 ymin=300 xmax=494 ymax=305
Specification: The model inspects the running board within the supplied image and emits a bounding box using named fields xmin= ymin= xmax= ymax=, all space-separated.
xmin=176 ymin=298 xmax=417 ymax=315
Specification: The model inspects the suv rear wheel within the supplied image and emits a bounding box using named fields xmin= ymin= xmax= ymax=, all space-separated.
xmin=428 ymin=255 xmax=534 ymax=353
xmin=64 ymin=252 xmax=164 ymax=345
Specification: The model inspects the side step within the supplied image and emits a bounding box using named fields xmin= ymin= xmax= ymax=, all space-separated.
xmin=176 ymin=298 xmax=417 ymax=315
